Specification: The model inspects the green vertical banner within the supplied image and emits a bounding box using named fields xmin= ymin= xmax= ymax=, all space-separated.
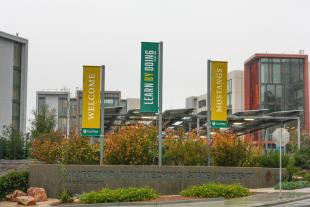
xmin=140 ymin=42 xmax=159 ymax=113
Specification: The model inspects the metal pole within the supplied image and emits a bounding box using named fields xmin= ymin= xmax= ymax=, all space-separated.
xmin=264 ymin=128 xmax=268 ymax=154
xmin=100 ymin=65 xmax=105 ymax=165
xmin=207 ymin=60 xmax=211 ymax=167
xmin=67 ymin=94 xmax=70 ymax=138
xmin=298 ymin=117 xmax=301 ymax=150
xmin=197 ymin=116 xmax=200 ymax=136
xmin=158 ymin=42 xmax=163 ymax=166
xmin=279 ymin=123 xmax=283 ymax=199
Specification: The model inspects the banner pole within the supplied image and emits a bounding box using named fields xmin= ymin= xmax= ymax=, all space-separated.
xmin=100 ymin=65 xmax=105 ymax=165
xmin=158 ymin=42 xmax=163 ymax=166
xmin=207 ymin=60 xmax=211 ymax=167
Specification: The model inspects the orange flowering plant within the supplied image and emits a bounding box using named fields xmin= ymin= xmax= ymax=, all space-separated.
xmin=31 ymin=132 xmax=99 ymax=164
xmin=104 ymin=125 xmax=158 ymax=165
xmin=164 ymin=129 xmax=209 ymax=166
xmin=211 ymin=132 xmax=261 ymax=167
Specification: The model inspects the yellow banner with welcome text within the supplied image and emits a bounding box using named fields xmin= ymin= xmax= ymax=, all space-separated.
xmin=82 ymin=66 xmax=101 ymax=136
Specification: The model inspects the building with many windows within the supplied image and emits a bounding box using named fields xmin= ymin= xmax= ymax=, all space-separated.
xmin=185 ymin=70 xmax=244 ymax=115
xmin=36 ymin=91 xmax=70 ymax=135
xmin=244 ymin=53 xmax=309 ymax=131
xmin=0 ymin=31 xmax=28 ymax=133
xmin=36 ymin=90 xmax=132 ymax=134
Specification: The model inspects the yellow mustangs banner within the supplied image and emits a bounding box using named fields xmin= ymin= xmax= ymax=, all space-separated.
xmin=211 ymin=61 xmax=228 ymax=128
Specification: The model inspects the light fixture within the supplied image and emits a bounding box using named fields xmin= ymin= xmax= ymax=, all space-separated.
xmin=244 ymin=118 xmax=254 ymax=121
xmin=233 ymin=122 xmax=243 ymax=125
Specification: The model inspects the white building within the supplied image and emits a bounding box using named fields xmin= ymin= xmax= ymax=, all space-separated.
xmin=185 ymin=70 xmax=244 ymax=114
xmin=121 ymin=98 xmax=140 ymax=113
xmin=36 ymin=91 xmax=70 ymax=136
xmin=0 ymin=31 xmax=28 ymax=133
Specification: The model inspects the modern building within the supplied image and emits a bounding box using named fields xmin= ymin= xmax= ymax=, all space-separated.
xmin=244 ymin=53 xmax=309 ymax=132
xmin=228 ymin=70 xmax=244 ymax=114
xmin=185 ymin=70 xmax=244 ymax=115
xmin=36 ymin=91 xmax=70 ymax=135
xmin=0 ymin=31 xmax=28 ymax=133
xmin=121 ymin=98 xmax=140 ymax=113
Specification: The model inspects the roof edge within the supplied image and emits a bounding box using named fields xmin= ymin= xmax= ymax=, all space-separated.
xmin=244 ymin=53 xmax=308 ymax=65
xmin=0 ymin=31 xmax=28 ymax=44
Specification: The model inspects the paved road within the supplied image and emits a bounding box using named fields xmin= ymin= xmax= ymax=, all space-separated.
xmin=272 ymin=198 xmax=310 ymax=207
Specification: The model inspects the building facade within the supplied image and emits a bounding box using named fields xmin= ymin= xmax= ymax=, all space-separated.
xmin=36 ymin=91 xmax=70 ymax=135
xmin=244 ymin=53 xmax=309 ymax=131
xmin=0 ymin=31 xmax=28 ymax=133
xmin=185 ymin=70 xmax=244 ymax=115
xmin=121 ymin=98 xmax=140 ymax=113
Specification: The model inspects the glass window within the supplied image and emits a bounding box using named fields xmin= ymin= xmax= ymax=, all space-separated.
xmin=260 ymin=85 xmax=266 ymax=104
xmin=58 ymin=97 xmax=68 ymax=117
xmin=13 ymin=85 xmax=20 ymax=101
xmin=38 ymin=97 xmax=46 ymax=114
xmin=12 ymin=43 xmax=22 ymax=131
xmin=300 ymin=64 xmax=304 ymax=81
xmin=13 ymin=43 xmax=21 ymax=67
xmin=272 ymin=64 xmax=281 ymax=83
xmin=13 ymin=69 xmax=21 ymax=84
xmin=58 ymin=117 xmax=67 ymax=133
xmin=272 ymin=58 xmax=281 ymax=63
xmin=276 ymin=85 xmax=282 ymax=98
xmin=260 ymin=63 xmax=268 ymax=83
xmin=261 ymin=58 xmax=269 ymax=63
xmin=198 ymin=100 xmax=206 ymax=108
xmin=282 ymin=60 xmax=290 ymax=84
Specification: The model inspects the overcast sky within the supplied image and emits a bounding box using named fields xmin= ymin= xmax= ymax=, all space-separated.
xmin=1 ymin=0 xmax=309 ymax=128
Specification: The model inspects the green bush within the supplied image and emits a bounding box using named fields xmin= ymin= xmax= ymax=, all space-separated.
xmin=294 ymin=148 xmax=310 ymax=169
xmin=0 ymin=171 xmax=29 ymax=200
xmin=180 ymin=183 xmax=249 ymax=199
xmin=258 ymin=151 xmax=290 ymax=168
xmin=211 ymin=132 xmax=261 ymax=167
xmin=80 ymin=187 xmax=159 ymax=204
xmin=58 ymin=189 xmax=73 ymax=203
xmin=164 ymin=131 xmax=209 ymax=166
xmin=104 ymin=125 xmax=158 ymax=165
xmin=0 ymin=126 xmax=30 ymax=159
xmin=274 ymin=181 xmax=310 ymax=190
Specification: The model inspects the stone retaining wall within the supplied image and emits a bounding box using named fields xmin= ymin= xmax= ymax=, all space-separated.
xmin=29 ymin=165 xmax=284 ymax=197
xmin=0 ymin=159 xmax=33 ymax=176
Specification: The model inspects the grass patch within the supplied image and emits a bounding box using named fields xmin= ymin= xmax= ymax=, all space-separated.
xmin=274 ymin=181 xmax=310 ymax=190
xmin=180 ymin=183 xmax=249 ymax=199
xmin=80 ymin=187 xmax=159 ymax=204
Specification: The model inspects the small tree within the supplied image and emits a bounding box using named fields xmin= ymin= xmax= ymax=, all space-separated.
xmin=30 ymin=104 xmax=56 ymax=138
xmin=0 ymin=126 xmax=30 ymax=159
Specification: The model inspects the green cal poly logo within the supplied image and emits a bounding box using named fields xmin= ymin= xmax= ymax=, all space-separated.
xmin=140 ymin=42 xmax=159 ymax=113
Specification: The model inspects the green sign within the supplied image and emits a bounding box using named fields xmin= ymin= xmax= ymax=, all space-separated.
xmin=140 ymin=42 xmax=159 ymax=113
xmin=81 ymin=128 xmax=101 ymax=137
xmin=211 ymin=120 xmax=228 ymax=128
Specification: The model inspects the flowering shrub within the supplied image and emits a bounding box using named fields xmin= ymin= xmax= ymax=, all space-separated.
xmin=59 ymin=134 xmax=99 ymax=164
xmin=164 ymin=129 xmax=209 ymax=166
xmin=31 ymin=132 xmax=99 ymax=164
xmin=104 ymin=125 xmax=158 ymax=165
xmin=31 ymin=135 xmax=60 ymax=164
xmin=211 ymin=132 xmax=261 ymax=167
